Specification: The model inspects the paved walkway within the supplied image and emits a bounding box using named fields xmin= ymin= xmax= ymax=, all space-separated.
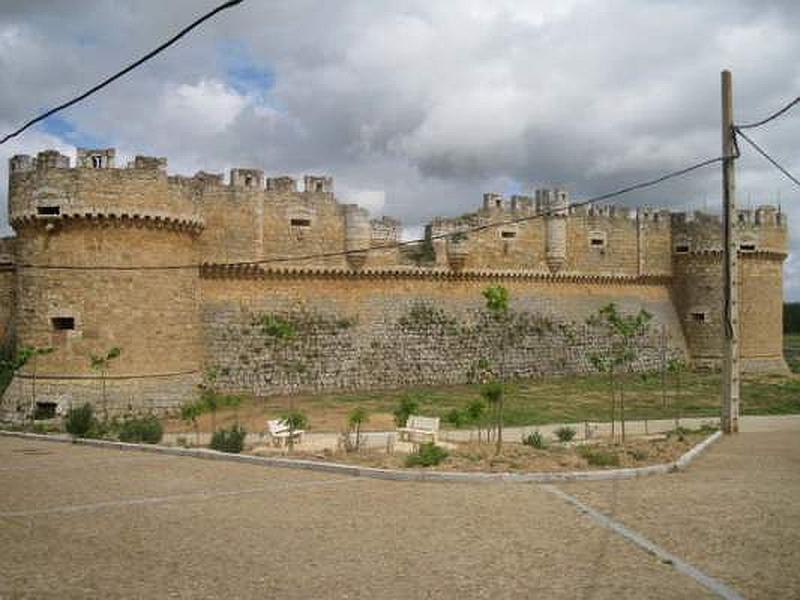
xmin=162 ymin=414 xmax=800 ymax=453
xmin=2 ymin=423 xmax=799 ymax=598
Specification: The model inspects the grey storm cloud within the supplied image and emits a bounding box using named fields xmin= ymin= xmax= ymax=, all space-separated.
xmin=0 ymin=0 xmax=798 ymax=297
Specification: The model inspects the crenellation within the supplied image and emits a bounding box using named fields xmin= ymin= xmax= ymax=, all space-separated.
xmin=36 ymin=149 xmax=70 ymax=170
xmin=230 ymin=168 xmax=265 ymax=190
xmin=131 ymin=155 xmax=167 ymax=171
xmin=77 ymin=148 xmax=115 ymax=169
xmin=303 ymin=175 xmax=333 ymax=193
xmin=266 ymin=176 xmax=297 ymax=192
xmin=9 ymin=154 xmax=34 ymax=173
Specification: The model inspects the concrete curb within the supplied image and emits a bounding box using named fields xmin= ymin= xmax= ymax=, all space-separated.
xmin=0 ymin=429 xmax=722 ymax=484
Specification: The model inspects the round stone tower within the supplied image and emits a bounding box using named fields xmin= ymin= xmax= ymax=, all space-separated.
xmin=1 ymin=149 xmax=203 ymax=420
xmin=670 ymin=207 xmax=788 ymax=373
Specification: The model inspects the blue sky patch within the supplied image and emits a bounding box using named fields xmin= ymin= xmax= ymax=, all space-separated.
xmin=217 ymin=40 xmax=275 ymax=98
xmin=38 ymin=115 xmax=108 ymax=148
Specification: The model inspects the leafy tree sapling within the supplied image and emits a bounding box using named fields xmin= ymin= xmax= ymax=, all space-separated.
xmin=89 ymin=347 xmax=121 ymax=422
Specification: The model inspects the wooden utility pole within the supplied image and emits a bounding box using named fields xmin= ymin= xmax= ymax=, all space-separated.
xmin=721 ymin=70 xmax=740 ymax=434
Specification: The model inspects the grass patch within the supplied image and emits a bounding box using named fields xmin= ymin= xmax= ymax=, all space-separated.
xmin=784 ymin=333 xmax=800 ymax=374
xmin=165 ymin=363 xmax=800 ymax=435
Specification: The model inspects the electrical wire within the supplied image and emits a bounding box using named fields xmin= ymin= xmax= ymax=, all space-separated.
xmin=735 ymin=96 xmax=800 ymax=130
xmin=734 ymin=127 xmax=800 ymax=189
xmin=0 ymin=0 xmax=245 ymax=146
xmin=15 ymin=153 xmax=724 ymax=271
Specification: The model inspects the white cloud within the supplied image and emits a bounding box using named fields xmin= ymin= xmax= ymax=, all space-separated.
xmin=161 ymin=79 xmax=248 ymax=135
xmin=0 ymin=0 xmax=798 ymax=298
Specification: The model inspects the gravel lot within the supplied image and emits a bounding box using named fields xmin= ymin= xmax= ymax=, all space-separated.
xmin=1 ymin=428 xmax=797 ymax=599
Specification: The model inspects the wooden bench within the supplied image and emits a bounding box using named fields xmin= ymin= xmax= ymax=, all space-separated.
xmin=266 ymin=419 xmax=305 ymax=447
xmin=397 ymin=415 xmax=440 ymax=444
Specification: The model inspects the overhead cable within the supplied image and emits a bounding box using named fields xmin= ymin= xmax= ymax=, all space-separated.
xmin=0 ymin=0 xmax=245 ymax=146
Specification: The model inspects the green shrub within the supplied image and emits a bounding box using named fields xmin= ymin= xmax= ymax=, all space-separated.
xmin=578 ymin=446 xmax=620 ymax=467
xmin=482 ymin=285 xmax=509 ymax=314
xmin=627 ymin=448 xmax=649 ymax=461
xmin=555 ymin=426 xmax=577 ymax=442
xmin=118 ymin=415 xmax=163 ymax=444
xmin=522 ymin=431 xmax=547 ymax=449
xmin=480 ymin=381 xmax=504 ymax=404
xmin=444 ymin=408 xmax=466 ymax=427
xmin=65 ymin=403 xmax=96 ymax=438
xmin=405 ymin=442 xmax=449 ymax=467
xmin=210 ymin=424 xmax=247 ymax=453
xmin=393 ymin=395 xmax=420 ymax=427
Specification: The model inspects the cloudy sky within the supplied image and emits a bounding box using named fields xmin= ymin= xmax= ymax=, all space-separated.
xmin=0 ymin=1 xmax=798 ymax=298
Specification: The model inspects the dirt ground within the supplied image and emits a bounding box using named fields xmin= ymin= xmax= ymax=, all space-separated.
xmin=292 ymin=432 xmax=707 ymax=472
xmin=1 ymin=428 xmax=798 ymax=598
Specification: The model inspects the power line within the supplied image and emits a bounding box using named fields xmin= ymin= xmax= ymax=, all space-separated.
xmin=0 ymin=0 xmax=245 ymax=146
xmin=16 ymin=153 xmax=724 ymax=272
xmin=734 ymin=127 xmax=800 ymax=189
xmin=735 ymin=95 xmax=800 ymax=130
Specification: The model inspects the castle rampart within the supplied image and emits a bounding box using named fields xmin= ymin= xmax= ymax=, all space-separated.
xmin=0 ymin=148 xmax=789 ymax=419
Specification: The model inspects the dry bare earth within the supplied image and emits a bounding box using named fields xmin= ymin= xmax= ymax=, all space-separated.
xmin=1 ymin=427 xmax=798 ymax=598
xmin=291 ymin=432 xmax=707 ymax=472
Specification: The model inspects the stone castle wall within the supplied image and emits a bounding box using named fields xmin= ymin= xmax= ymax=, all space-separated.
xmin=201 ymin=271 xmax=685 ymax=396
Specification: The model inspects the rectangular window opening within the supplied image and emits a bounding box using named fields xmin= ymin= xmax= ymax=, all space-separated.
xmin=739 ymin=243 xmax=756 ymax=252
xmin=675 ymin=244 xmax=690 ymax=253
xmin=37 ymin=206 xmax=60 ymax=216
xmin=290 ymin=218 xmax=311 ymax=227
xmin=501 ymin=231 xmax=516 ymax=239
xmin=51 ymin=317 xmax=75 ymax=330
xmin=34 ymin=402 xmax=57 ymax=420
xmin=691 ymin=312 xmax=706 ymax=324
xmin=590 ymin=237 xmax=605 ymax=247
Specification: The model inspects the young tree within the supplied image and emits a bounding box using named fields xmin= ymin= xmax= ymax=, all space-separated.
xmin=465 ymin=398 xmax=487 ymax=443
xmin=180 ymin=401 xmax=203 ymax=446
xmin=89 ymin=347 xmax=121 ymax=422
xmin=2 ymin=345 xmax=55 ymax=421
xmin=347 ymin=406 xmax=369 ymax=451
xmin=281 ymin=410 xmax=308 ymax=452
xmin=481 ymin=381 xmax=505 ymax=455
xmin=668 ymin=357 xmax=686 ymax=429
xmin=588 ymin=303 xmax=652 ymax=444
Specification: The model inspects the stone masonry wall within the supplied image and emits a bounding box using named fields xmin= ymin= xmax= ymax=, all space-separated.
xmin=202 ymin=273 xmax=686 ymax=396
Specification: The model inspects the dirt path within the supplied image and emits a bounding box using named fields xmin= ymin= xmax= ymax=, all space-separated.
xmin=0 ymin=437 xmax=715 ymax=599
xmin=559 ymin=430 xmax=800 ymax=599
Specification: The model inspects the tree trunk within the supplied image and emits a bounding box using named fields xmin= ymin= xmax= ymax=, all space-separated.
xmin=495 ymin=396 xmax=504 ymax=455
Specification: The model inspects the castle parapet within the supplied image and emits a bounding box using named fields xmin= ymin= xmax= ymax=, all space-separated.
xmin=230 ymin=168 xmax=264 ymax=190
xmin=304 ymin=175 xmax=333 ymax=193
xmin=8 ymin=149 xmax=202 ymax=234
xmin=131 ymin=155 xmax=167 ymax=171
xmin=36 ymin=150 xmax=70 ymax=170
xmin=266 ymin=176 xmax=297 ymax=192
xmin=77 ymin=148 xmax=115 ymax=169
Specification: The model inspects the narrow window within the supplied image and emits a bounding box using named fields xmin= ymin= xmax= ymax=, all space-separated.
xmin=500 ymin=231 xmax=516 ymax=239
xmin=675 ymin=244 xmax=689 ymax=253
xmin=37 ymin=206 xmax=60 ymax=216
xmin=34 ymin=402 xmax=57 ymax=420
xmin=290 ymin=218 xmax=311 ymax=227
xmin=691 ymin=312 xmax=706 ymax=324
xmin=51 ymin=317 xmax=75 ymax=330
xmin=739 ymin=243 xmax=756 ymax=252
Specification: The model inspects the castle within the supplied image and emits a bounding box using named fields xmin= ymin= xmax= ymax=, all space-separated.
xmin=0 ymin=148 xmax=789 ymax=420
